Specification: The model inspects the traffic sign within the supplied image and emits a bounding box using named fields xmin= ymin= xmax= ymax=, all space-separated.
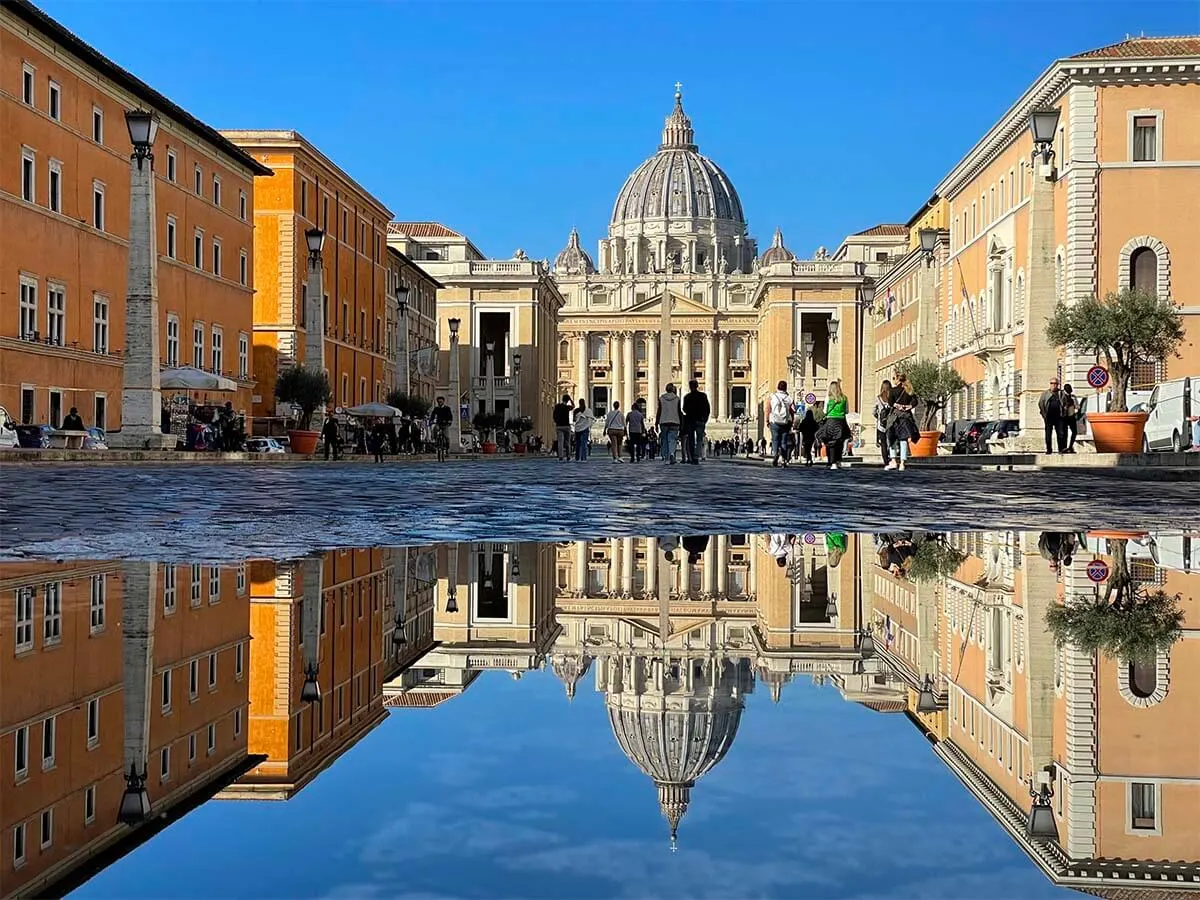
xmin=805 ymin=392 xmax=817 ymax=405
xmin=802 ymin=532 xmax=816 ymax=545
xmin=1086 ymin=559 xmax=1110 ymax=583
xmin=1087 ymin=365 xmax=1109 ymax=390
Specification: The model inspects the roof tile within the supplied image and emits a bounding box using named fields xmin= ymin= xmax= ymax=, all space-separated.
xmin=1072 ymin=36 xmax=1200 ymax=59
xmin=388 ymin=222 xmax=463 ymax=238
xmin=855 ymin=224 xmax=908 ymax=237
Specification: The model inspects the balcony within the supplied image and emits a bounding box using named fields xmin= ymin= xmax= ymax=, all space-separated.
xmin=472 ymin=376 xmax=514 ymax=392
xmin=971 ymin=330 xmax=1015 ymax=359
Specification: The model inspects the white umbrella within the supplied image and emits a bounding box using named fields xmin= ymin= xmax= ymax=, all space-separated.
xmin=160 ymin=366 xmax=238 ymax=392
xmin=345 ymin=402 xmax=403 ymax=418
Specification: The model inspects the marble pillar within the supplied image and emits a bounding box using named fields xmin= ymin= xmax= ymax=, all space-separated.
xmin=622 ymin=333 xmax=635 ymax=412
xmin=119 ymin=562 xmax=157 ymax=823
xmin=705 ymin=331 xmax=717 ymax=398
xmin=574 ymin=540 xmax=588 ymax=593
xmin=610 ymin=331 xmax=622 ymax=413
xmin=703 ymin=540 xmax=717 ymax=597
xmin=575 ymin=334 xmax=588 ymax=405
xmin=715 ymin=535 xmax=728 ymax=597
xmin=647 ymin=333 xmax=659 ymax=405
xmin=621 ymin=537 xmax=634 ymax=595
xmin=717 ymin=332 xmax=729 ymax=420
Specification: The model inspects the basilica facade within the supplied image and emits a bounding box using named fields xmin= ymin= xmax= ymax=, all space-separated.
xmin=551 ymin=89 xmax=885 ymax=438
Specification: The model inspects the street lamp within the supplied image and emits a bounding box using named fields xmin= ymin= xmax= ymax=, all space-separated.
xmin=391 ymin=616 xmax=408 ymax=649
xmin=305 ymin=227 xmax=326 ymax=261
xmin=124 ymin=108 xmax=159 ymax=166
xmin=445 ymin=589 xmax=458 ymax=614
xmin=1026 ymin=769 xmax=1059 ymax=840
xmin=484 ymin=340 xmax=497 ymax=415
xmin=918 ymin=228 xmax=938 ymax=265
xmin=916 ymin=674 xmax=939 ymax=713
xmin=300 ymin=664 xmax=321 ymax=703
xmin=857 ymin=627 xmax=876 ymax=659
xmin=448 ymin=318 xmax=461 ymax=452
xmin=512 ymin=352 xmax=522 ymax=420
xmin=1029 ymin=108 xmax=1061 ymax=167
xmin=825 ymin=594 xmax=838 ymax=620
xmin=396 ymin=284 xmax=411 ymax=396
xmin=827 ymin=316 xmax=840 ymax=343
xmin=117 ymin=765 xmax=151 ymax=824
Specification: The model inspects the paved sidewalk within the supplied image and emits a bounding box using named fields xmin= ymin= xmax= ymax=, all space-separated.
xmin=2 ymin=457 xmax=1194 ymax=562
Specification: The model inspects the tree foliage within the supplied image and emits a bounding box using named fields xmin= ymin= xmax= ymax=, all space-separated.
xmin=274 ymin=367 xmax=332 ymax=431
xmin=1046 ymin=590 xmax=1184 ymax=663
xmin=472 ymin=411 xmax=505 ymax=440
xmin=907 ymin=536 xmax=967 ymax=582
xmin=505 ymin=416 xmax=534 ymax=441
xmin=385 ymin=390 xmax=431 ymax=419
xmin=1044 ymin=288 xmax=1184 ymax=412
xmin=900 ymin=360 xmax=968 ymax=431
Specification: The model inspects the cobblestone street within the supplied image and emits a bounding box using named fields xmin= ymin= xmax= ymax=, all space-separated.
xmin=2 ymin=458 xmax=1196 ymax=561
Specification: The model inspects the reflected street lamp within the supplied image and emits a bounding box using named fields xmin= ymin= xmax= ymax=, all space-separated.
xmin=857 ymin=627 xmax=876 ymax=659
xmin=1026 ymin=768 xmax=1059 ymax=840
xmin=300 ymin=663 xmax=321 ymax=704
xmin=916 ymin=674 xmax=939 ymax=713
xmin=118 ymin=765 xmax=151 ymax=824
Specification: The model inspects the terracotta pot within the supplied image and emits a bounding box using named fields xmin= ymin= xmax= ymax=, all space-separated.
xmin=910 ymin=431 xmax=941 ymax=457
xmin=1088 ymin=411 xmax=1149 ymax=454
xmin=287 ymin=429 xmax=320 ymax=455
xmin=481 ymin=441 xmax=497 ymax=455
xmin=1087 ymin=530 xmax=1149 ymax=541
xmin=513 ymin=443 xmax=527 ymax=454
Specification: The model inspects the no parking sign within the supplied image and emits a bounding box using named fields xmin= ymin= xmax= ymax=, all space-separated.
xmin=1086 ymin=559 xmax=1110 ymax=583
xmin=1087 ymin=365 xmax=1109 ymax=390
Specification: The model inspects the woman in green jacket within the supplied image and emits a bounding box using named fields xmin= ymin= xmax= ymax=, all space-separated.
xmin=816 ymin=381 xmax=851 ymax=470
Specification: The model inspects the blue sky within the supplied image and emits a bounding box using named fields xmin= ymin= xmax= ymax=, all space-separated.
xmin=41 ymin=0 xmax=1200 ymax=261
xmin=75 ymin=669 xmax=1075 ymax=899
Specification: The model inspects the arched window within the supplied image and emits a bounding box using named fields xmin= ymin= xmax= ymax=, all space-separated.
xmin=1129 ymin=661 xmax=1157 ymax=699
xmin=731 ymin=336 xmax=747 ymax=361
xmin=559 ymin=340 xmax=570 ymax=363
xmin=635 ymin=338 xmax=647 ymax=362
xmin=1130 ymin=247 xmax=1158 ymax=293
xmin=691 ymin=339 xmax=703 ymax=362
xmin=589 ymin=335 xmax=607 ymax=361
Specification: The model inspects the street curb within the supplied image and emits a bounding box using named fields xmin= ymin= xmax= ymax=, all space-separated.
xmin=0 ymin=450 xmax=538 ymax=466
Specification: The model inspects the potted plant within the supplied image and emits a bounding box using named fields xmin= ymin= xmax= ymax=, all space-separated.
xmin=901 ymin=359 xmax=967 ymax=457
xmin=1045 ymin=287 xmax=1185 ymax=453
xmin=506 ymin=416 xmax=534 ymax=453
xmin=275 ymin=366 xmax=332 ymax=455
xmin=1046 ymin=536 xmax=1184 ymax=662
xmin=472 ymin=411 xmax=505 ymax=454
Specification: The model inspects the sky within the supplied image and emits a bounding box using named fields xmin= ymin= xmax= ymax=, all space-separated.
xmin=39 ymin=0 xmax=1200 ymax=263
xmin=74 ymin=668 xmax=1077 ymax=899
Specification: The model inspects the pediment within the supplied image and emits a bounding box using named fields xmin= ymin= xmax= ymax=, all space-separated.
xmin=624 ymin=290 xmax=717 ymax=317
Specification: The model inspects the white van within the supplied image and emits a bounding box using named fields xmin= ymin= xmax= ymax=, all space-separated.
xmin=0 ymin=405 xmax=17 ymax=450
xmin=1143 ymin=376 xmax=1195 ymax=452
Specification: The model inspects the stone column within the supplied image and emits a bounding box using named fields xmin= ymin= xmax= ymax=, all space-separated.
xmin=119 ymin=561 xmax=156 ymax=823
xmin=301 ymin=556 xmax=323 ymax=691
xmin=703 ymin=540 xmax=717 ymax=597
xmin=646 ymin=536 xmax=658 ymax=597
xmin=114 ymin=142 xmax=169 ymax=448
xmin=717 ymin=332 xmax=729 ymax=420
xmin=1023 ymin=533 xmax=1058 ymax=807
xmin=609 ymin=331 xmax=621 ymax=414
xmin=621 ymin=537 xmax=634 ymax=595
xmin=647 ymin=333 xmax=659 ymax=407
xmin=575 ymin=334 xmax=588 ymax=404
xmin=449 ymin=332 xmax=462 ymax=452
xmin=306 ymin=254 xmax=325 ymax=375
xmin=749 ymin=534 xmax=759 ymax=600
xmin=1020 ymin=159 xmax=1059 ymax=443
xmin=622 ymin=332 xmax=635 ymax=412
xmin=715 ymin=534 xmax=728 ymax=598
xmin=574 ymin=540 xmax=588 ymax=593
xmin=656 ymin=288 xmax=673 ymax=397
xmin=749 ymin=334 xmax=760 ymax=438
xmin=859 ymin=292 xmax=879 ymax=434
xmin=705 ymin=330 xmax=717 ymax=399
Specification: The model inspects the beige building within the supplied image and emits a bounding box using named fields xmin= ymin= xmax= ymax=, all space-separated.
xmin=384 ymin=247 xmax=439 ymax=405
xmin=387 ymin=223 xmax=564 ymax=443
xmin=551 ymin=88 xmax=881 ymax=440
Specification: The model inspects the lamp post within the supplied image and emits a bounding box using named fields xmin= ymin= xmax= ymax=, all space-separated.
xmin=113 ymin=109 xmax=168 ymax=449
xmin=299 ymin=557 xmax=323 ymax=704
xmin=486 ymin=340 xmax=497 ymax=415
xmin=787 ymin=348 xmax=804 ymax=397
xmin=1026 ymin=768 xmax=1059 ymax=840
xmin=803 ymin=335 xmax=815 ymax=388
xmin=512 ymin=351 xmax=522 ymax=420
xmin=396 ymin=285 xmax=411 ymax=397
xmin=857 ymin=626 xmax=876 ymax=659
xmin=856 ymin=279 xmax=877 ymax=427
xmin=448 ymin=318 xmax=462 ymax=453
xmin=118 ymin=561 xmax=156 ymax=824
xmin=916 ymin=673 xmax=939 ymax=713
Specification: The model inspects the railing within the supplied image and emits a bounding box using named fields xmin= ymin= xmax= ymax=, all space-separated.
xmin=466 ymin=260 xmax=547 ymax=276
xmin=472 ymin=376 xmax=514 ymax=391
xmin=971 ymin=330 xmax=1015 ymax=356
xmin=789 ymin=260 xmax=865 ymax=276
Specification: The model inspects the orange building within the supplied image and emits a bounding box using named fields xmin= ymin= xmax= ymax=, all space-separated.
xmin=219 ymin=131 xmax=394 ymax=428
xmin=0 ymin=0 xmax=269 ymax=431
xmin=218 ymin=549 xmax=387 ymax=800
xmin=0 ymin=559 xmax=252 ymax=897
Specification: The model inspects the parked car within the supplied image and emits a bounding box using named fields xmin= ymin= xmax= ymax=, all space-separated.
xmin=245 ymin=437 xmax=286 ymax=454
xmin=83 ymin=427 xmax=109 ymax=450
xmin=1143 ymin=376 xmax=1195 ymax=452
xmin=979 ymin=419 xmax=1020 ymax=452
xmin=15 ymin=424 xmax=52 ymax=449
xmin=950 ymin=420 xmax=990 ymax=454
xmin=0 ymin=407 xmax=17 ymax=450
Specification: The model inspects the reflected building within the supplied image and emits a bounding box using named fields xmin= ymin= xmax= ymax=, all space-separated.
xmin=216 ymin=550 xmax=387 ymax=801
xmin=1 ymin=560 xmax=252 ymax=897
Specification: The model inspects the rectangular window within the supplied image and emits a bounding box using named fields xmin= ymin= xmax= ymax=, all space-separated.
xmin=1131 ymin=782 xmax=1157 ymax=829
xmin=239 ymin=190 xmax=247 ymax=221
xmin=194 ymin=165 xmax=202 ymax=195
xmin=87 ymin=697 xmax=99 ymax=747
xmin=42 ymin=716 xmax=55 ymax=768
xmin=40 ymin=809 xmax=52 ymax=850
xmin=166 ymin=216 xmax=177 ymax=259
xmin=234 ymin=708 xmax=242 ymax=738
xmin=190 ymin=563 xmax=202 ymax=604
xmin=188 ymin=733 xmax=197 ymax=764
xmin=193 ymin=230 xmax=203 ymax=268
xmin=208 ymin=565 xmax=220 ymax=600
xmin=89 ymin=574 xmax=106 ymax=631
xmin=239 ymin=250 xmax=248 ymax=286
xmin=13 ymin=823 xmax=25 ymax=868
xmin=212 ymin=239 xmax=222 ymax=276
xmin=207 ymin=723 xmax=216 ymax=755
xmin=84 ymin=785 xmax=96 ymax=824
xmin=166 ymin=314 xmax=180 ymax=367
xmin=46 ymin=284 xmax=65 ymax=346
xmin=161 ymin=669 xmax=172 ymax=712
xmin=164 ymin=565 xmax=177 ymax=613
xmin=15 ymin=726 xmax=29 ymax=778
xmin=93 ymin=295 xmax=109 ymax=354
xmin=167 ymin=149 xmax=177 ymax=182
xmin=300 ymin=180 xmax=308 ymax=218
xmin=92 ymin=181 xmax=105 ymax=230
xmin=43 ymin=581 xmax=62 ymax=645
xmin=92 ymin=106 xmax=104 ymax=143
xmin=189 ymin=659 xmax=199 ymax=699
xmin=192 ymin=322 xmax=204 ymax=368
xmin=19 ymin=277 xmax=38 ymax=340
xmin=48 ymin=159 xmax=62 ymax=213
xmin=212 ymin=174 xmax=221 ymax=207
xmin=160 ymin=746 xmax=170 ymax=781
xmin=1133 ymin=115 xmax=1158 ymax=162
xmin=235 ymin=642 xmax=245 ymax=679
xmin=21 ymin=148 xmax=35 ymax=202
xmin=322 ymin=196 xmax=329 ymax=230
xmin=48 ymin=80 xmax=60 ymax=120
xmin=238 ymin=333 xmax=249 ymax=378
xmin=208 ymin=652 xmax=217 ymax=688
xmin=22 ymin=64 xmax=34 ymax=105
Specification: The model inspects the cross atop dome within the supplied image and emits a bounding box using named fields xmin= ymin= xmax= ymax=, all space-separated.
xmin=660 ymin=82 xmax=696 ymax=151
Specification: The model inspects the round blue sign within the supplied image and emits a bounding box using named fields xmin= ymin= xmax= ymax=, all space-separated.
xmin=1087 ymin=365 xmax=1109 ymax=389
xmin=1086 ymin=559 xmax=1110 ymax=583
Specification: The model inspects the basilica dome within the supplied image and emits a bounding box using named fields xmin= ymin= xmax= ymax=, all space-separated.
xmin=609 ymin=89 xmax=746 ymax=229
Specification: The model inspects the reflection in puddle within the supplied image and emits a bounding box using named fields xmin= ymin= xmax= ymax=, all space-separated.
xmin=2 ymin=531 xmax=1197 ymax=897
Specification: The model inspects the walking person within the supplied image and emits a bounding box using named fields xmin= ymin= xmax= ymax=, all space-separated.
xmin=371 ymin=418 xmax=388 ymax=463
xmin=874 ymin=379 xmax=893 ymax=467
xmin=797 ymin=409 xmax=818 ymax=466
xmin=321 ymin=415 xmax=341 ymax=461
xmin=816 ymin=380 xmax=852 ymax=470
xmin=767 ymin=380 xmax=795 ymax=467
xmin=1062 ymin=384 xmax=1079 ymax=453
xmin=626 ymin=399 xmax=646 ymax=462
xmin=553 ymin=393 xmax=573 ymax=462
xmin=604 ymin=401 xmax=626 ymax=463
xmin=885 ymin=373 xmax=919 ymax=471
xmin=681 ymin=380 xmax=711 ymax=465
xmin=1038 ymin=377 xmax=1068 ymax=454
xmin=656 ymin=383 xmax=682 ymax=463
xmin=572 ymin=398 xmax=595 ymax=462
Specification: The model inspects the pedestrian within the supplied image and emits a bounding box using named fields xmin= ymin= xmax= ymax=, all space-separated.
xmin=656 ymin=383 xmax=682 ymax=463
xmin=647 ymin=426 xmax=659 ymax=459
xmin=1062 ymin=384 xmax=1079 ymax=453
xmin=572 ymin=398 xmax=595 ymax=462
xmin=1038 ymin=377 xmax=1068 ymax=454
xmin=1189 ymin=414 xmax=1200 ymax=452
xmin=626 ymin=399 xmax=647 ymax=462
xmin=61 ymin=406 xmax=85 ymax=431
xmin=797 ymin=409 xmax=818 ymax=466
xmin=874 ymin=380 xmax=893 ymax=467
xmin=767 ymin=380 xmax=794 ymax=467
xmin=886 ymin=373 xmax=919 ymax=472
xmin=321 ymin=415 xmax=340 ymax=461
xmin=553 ymin=393 xmax=573 ymax=462
xmin=681 ymin=379 xmax=710 ymax=465
xmin=816 ymin=380 xmax=851 ymax=470
xmin=371 ymin=418 xmax=388 ymax=463
xmin=604 ymin=400 xmax=627 ymax=463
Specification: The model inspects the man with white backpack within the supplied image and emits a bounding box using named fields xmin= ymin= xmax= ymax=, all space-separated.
xmin=767 ymin=380 xmax=795 ymax=468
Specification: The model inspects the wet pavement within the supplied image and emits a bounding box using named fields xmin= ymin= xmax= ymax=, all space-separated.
xmin=2 ymin=458 xmax=1198 ymax=562
xmin=4 ymin=528 xmax=1196 ymax=899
